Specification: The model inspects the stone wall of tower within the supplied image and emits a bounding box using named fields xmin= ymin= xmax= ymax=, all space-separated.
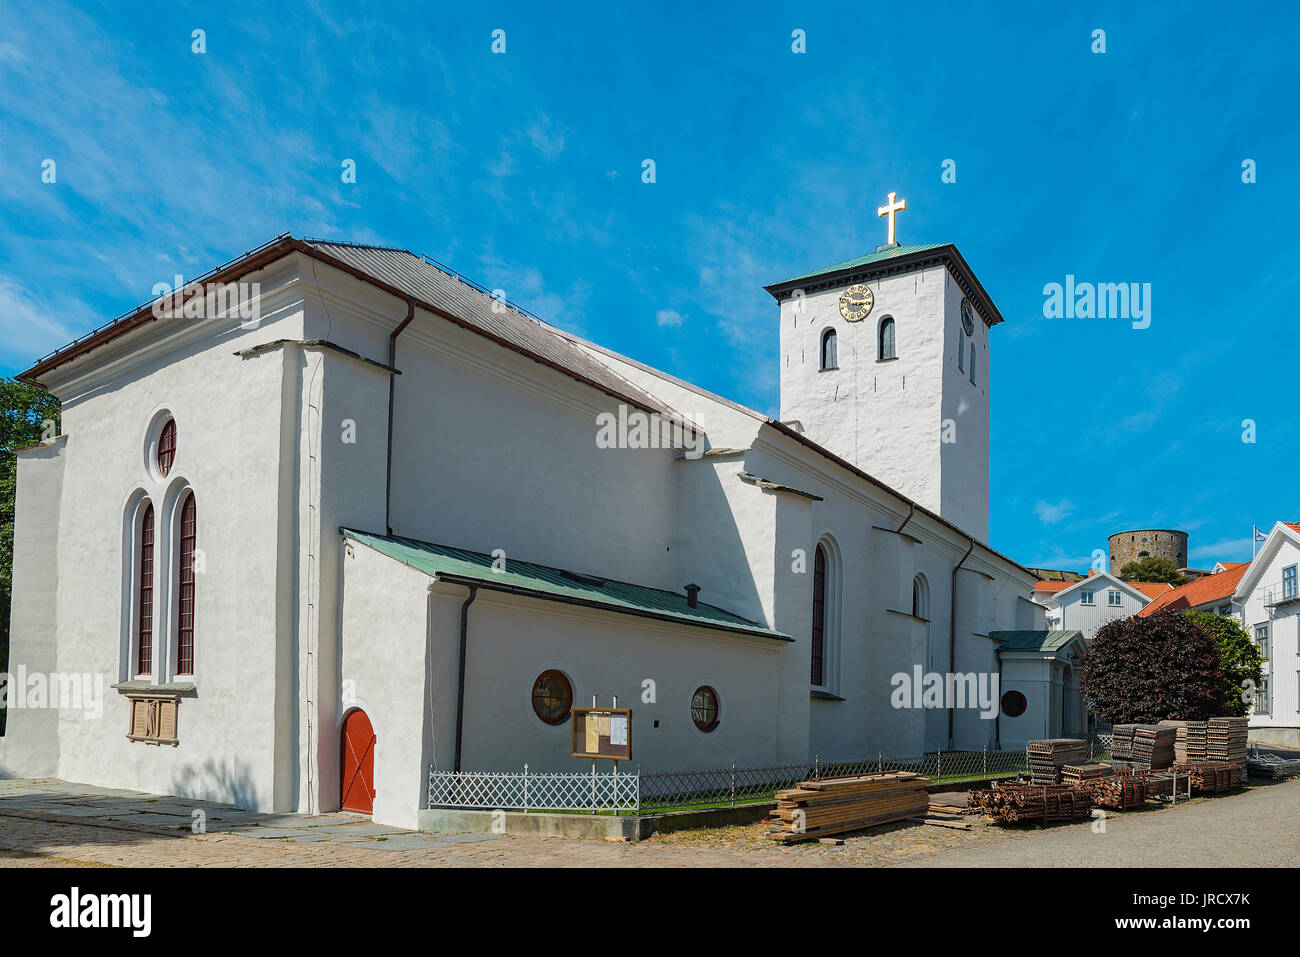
xmin=1108 ymin=529 xmax=1188 ymax=574
xmin=777 ymin=261 xmax=990 ymax=540
xmin=938 ymin=271 xmax=991 ymax=541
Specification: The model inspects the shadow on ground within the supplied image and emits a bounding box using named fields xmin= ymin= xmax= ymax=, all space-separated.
xmin=0 ymin=776 xmax=484 ymax=862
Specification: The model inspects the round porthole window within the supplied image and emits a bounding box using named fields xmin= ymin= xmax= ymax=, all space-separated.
xmin=1000 ymin=690 xmax=1027 ymax=718
xmin=691 ymin=685 xmax=720 ymax=732
xmin=531 ymin=670 xmax=572 ymax=725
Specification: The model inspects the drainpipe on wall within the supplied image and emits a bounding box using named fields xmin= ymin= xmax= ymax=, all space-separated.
xmin=452 ymin=584 xmax=478 ymax=773
xmin=994 ymin=655 xmax=1002 ymax=750
xmin=385 ymin=298 xmax=416 ymax=535
xmin=895 ymin=502 xmax=916 ymax=535
xmin=948 ymin=537 xmax=975 ymax=749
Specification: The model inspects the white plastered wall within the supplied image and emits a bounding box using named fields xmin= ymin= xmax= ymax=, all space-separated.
xmin=3 ymin=261 xmax=304 ymax=810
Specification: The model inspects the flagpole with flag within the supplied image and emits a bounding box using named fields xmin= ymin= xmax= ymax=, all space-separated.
xmin=1254 ymin=525 xmax=1268 ymax=559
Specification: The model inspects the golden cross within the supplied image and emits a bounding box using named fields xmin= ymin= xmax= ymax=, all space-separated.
xmin=877 ymin=191 xmax=907 ymax=246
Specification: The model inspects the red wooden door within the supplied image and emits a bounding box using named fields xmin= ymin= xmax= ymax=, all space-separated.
xmin=340 ymin=709 xmax=376 ymax=814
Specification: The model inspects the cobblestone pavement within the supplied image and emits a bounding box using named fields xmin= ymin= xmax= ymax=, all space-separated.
xmin=1 ymin=777 xmax=1294 ymax=867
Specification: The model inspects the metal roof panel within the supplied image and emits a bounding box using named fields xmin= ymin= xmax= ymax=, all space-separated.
xmin=343 ymin=527 xmax=791 ymax=641
xmin=304 ymin=241 xmax=688 ymax=425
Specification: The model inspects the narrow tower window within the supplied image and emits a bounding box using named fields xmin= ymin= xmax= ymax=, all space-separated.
xmin=878 ymin=317 xmax=896 ymax=359
xmin=820 ymin=328 xmax=837 ymax=370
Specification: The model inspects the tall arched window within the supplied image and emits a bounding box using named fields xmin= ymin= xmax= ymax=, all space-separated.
xmin=878 ymin=317 xmax=896 ymax=359
xmin=912 ymin=573 xmax=930 ymax=619
xmin=820 ymin=328 xmax=837 ymax=370
xmin=176 ymin=491 xmax=197 ymax=676
xmin=811 ymin=544 xmax=827 ymax=684
xmin=913 ymin=572 xmax=935 ymax=670
xmin=137 ymin=504 xmax=155 ymax=676
xmin=958 ymin=335 xmax=966 ymax=371
xmin=969 ymin=345 xmax=976 ymax=383
xmin=810 ymin=538 xmax=842 ymax=690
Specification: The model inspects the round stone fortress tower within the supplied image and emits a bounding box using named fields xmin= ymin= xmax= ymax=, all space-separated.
xmin=1108 ymin=529 xmax=1188 ymax=575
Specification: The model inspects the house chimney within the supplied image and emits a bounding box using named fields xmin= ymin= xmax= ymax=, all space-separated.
xmin=685 ymin=583 xmax=701 ymax=608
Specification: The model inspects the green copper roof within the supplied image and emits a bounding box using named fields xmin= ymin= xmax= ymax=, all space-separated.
xmin=990 ymin=630 xmax=1085 ymax=653
xmin=342 ymin=528 xmax=791 ymax=641
xmin=773 ymin=243 xmax=950 ymax=286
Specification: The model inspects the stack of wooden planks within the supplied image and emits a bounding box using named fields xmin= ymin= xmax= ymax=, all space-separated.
xmin=1131 ymin=724 xmax=1176 ymax=769
xmin=1060 ymin=763 xmax=1115 ymax=787
xmin=1207 ymin=717 xmax=1249 ymax=783
xmin=1171 ymin=762 xmax=1236 ymax=794
xmin=1101 ymin=759 xmax=1142 ymax=773
xmin=1111 ymin=724 xmax=1137 ymax=759
xmin=912 ymin=800 xmax=973 ymax=830
xmin=1027 ymin=738 xmax=1088 ymax=785
xmin=967 ymin=783 xmax=1093 ymax=824
xmin=1159 ymin=719 xmax=1209 ymax=763
xmin=768 ymin=772 xmax=932 ymax=843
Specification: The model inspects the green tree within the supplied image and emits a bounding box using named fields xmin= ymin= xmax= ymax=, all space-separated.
xmin=1079 ymin=611 xmax=1225 ymax=723
xmin=1118 ymin=555 xmax=1187 ymax=586
xmin=1 ymin=377 xmax=61 ymax=735
xmin=1184 ymin=610 xmax=1264 ymax=717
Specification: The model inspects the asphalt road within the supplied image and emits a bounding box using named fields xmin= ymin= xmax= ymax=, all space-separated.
xmin=908 ymin=778 xmax=1299 ymax=867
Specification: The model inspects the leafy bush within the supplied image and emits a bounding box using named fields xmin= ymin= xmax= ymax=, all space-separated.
xmin=1184 ymin=610 xmax=1264 ymax=717
xmin=1080 ymin=611 xmax=1225 ymax=723
xmin=1118 ymin=556 xmax=1187 ymax=586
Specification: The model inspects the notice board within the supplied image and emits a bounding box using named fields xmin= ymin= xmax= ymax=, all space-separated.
xmin=570 ymin=707 xmax=632 ymax=761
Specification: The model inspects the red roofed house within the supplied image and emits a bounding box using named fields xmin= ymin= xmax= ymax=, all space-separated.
xmin=1137 ymin=563 xmax=1250 ymax=619
xmin=1033 ymin=572 xmax=1170 ymax=641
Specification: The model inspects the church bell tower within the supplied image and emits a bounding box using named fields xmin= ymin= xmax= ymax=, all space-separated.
xmin=761 ymin=194 xmax=1003 ymax=541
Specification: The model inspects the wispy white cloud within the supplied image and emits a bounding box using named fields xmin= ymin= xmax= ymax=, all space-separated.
xmin=476 ymin=248 xmax=591 ymax=337
xmin=1034 ymin=499 xmax=1075 ymax=525
xmin=525 ymin=116 xmax=566 ymax=160
xmin=1190 ymin=538 xmax=1253 ymax=562
xmin=0 ymin=275 xmax=91 ymax=368
xmin=0 ymin=0 xmax=433 ymax=346
xmin=1062 ymin=508 xmax=1121 ymax=533
xmin=656 ymin=308 xmax=685 ymax=327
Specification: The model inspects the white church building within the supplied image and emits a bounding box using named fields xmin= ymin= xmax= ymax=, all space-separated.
xmin=2 ymin=201 xmax=1047 ymax=828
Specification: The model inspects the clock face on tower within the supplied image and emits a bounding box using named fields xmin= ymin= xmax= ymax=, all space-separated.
xmin=838 ymin=284 xmax=874 ymax=322
xmin=960 ymin=298 xmax=975 ymax=336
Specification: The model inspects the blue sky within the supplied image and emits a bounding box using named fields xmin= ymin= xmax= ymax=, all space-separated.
xmin=2 ymin=0 xmax=1296 ymax=570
